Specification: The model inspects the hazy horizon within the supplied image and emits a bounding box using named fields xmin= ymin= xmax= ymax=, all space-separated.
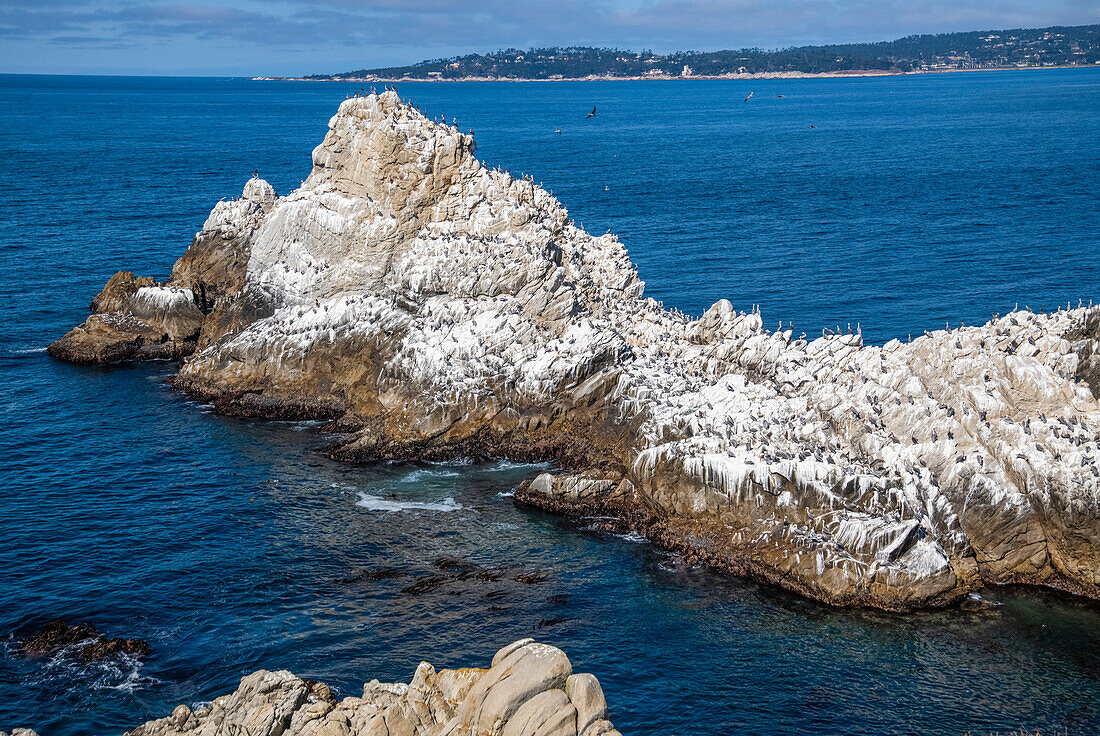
xmin=0 ymin=0 xmax=1097 ymax=77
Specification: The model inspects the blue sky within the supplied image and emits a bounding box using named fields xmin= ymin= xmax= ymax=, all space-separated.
xmin=1 ymin=0 xmax=1097 ymax=76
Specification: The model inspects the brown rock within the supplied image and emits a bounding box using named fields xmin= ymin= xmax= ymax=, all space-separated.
xmin=90 ymin=271 xmax=156 ymax=313
xmin=17 ymin=619 xmax=151 ymax=663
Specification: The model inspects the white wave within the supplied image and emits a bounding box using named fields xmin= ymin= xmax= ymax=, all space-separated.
xmin=481 ymin=460 xmax=549 ymax=472
xmin=615 ymin=531 xmax=649 ymax=544
xmin=495 ymin=490 xmax=515 ymax=498
xmin=287 ymin=420 xmax=327 ymax=431
xmin=12 ymin=347 xmax=47 ymax=355
xmin=580 ymin=521 xmax=649 ymax=544
xmin=95 ymin=656 xmax=161 ymax=692
xmin=29 ymin=644 xmax=158 ymax=694
xmin=398 ymin=468 xmax=460 ymax=483
xmin=356 ymin=491 xmax=463 ymax=513
xmin=429 ymin=457 xmax=475 ymax=466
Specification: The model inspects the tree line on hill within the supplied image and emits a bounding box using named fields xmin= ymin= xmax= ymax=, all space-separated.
xmin=307 ymin=24 xmax=1099 ymax=79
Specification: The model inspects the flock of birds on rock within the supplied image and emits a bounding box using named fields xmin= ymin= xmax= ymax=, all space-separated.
xmin=187 ymin=92 xmax=1098 ymax=598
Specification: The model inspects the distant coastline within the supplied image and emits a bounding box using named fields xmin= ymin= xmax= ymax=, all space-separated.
xmin=255 ymin=64 xmax=1096 ymax=83
xmin=257 ymin=25 xmax=1099 ymax=83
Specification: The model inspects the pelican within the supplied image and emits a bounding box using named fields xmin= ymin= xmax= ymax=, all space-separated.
xmin=586 ymin=105 xmax=596 ymax=119
xmin=744 ymin=91 xmax=754 ymax=102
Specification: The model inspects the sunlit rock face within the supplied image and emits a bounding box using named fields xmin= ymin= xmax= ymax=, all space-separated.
xmin=124 ymin=639 xmax=620 ymax=736
xmin=50 ymin=92 xmax=1100 ymax=611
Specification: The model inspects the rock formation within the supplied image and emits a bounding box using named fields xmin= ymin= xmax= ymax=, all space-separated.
xmin=125 ymin=639 xmax=618 ymax=736
xmin=0 ymin=640 xmax=617 ymax=736
xmin=50 ymin=91 xmax=1100 ymax=610
xmin=17 ymin=619 xmax=151 ymax=663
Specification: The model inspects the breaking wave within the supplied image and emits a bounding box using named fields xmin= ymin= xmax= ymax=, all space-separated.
xmin=355 ymin=491 xmax=464 ymax=513
xmin=397 ymin=468 xmax=461 ymax=483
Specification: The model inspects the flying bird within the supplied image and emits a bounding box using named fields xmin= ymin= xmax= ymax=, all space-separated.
xmin=744 ymin=91 xmax=754 ymax=102
xmin=586 ymin=106 xmax=596 ymax=119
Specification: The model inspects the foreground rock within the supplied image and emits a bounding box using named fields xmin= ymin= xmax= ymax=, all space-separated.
xmin=126 ymin=639 xmax=618 ymax=736
xmin=17 ymin=619 xmax=151 ymax=663
xmin=50 ymin=91 xmax=1100 ymax=610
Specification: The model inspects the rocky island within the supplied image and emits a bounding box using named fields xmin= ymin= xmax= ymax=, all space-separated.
xmin=50 ymin=91 xmax=1100 ymax=612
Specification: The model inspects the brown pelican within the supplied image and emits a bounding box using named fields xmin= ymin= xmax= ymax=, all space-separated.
xmin=744 ymin=91 xmax=754 ymax=102
xmin=586 ymin=105 xmax=596 ymax=119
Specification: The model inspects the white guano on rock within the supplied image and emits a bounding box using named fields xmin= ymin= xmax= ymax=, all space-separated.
xmin=49 ymin=91 xmax=1100 ymax=610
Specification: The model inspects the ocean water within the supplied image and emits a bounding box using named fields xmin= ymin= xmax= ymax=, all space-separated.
xmin=0 ymin=71 xmax=1099 ymax=736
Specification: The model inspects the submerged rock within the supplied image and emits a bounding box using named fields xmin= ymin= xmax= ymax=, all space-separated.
xmin=125 ymin=639 xmax=619 ymax=736
xmin=17 ymin=619 xmax=151 ymax=663
xmin=51 ymin=92 xmax=1100 ymax=610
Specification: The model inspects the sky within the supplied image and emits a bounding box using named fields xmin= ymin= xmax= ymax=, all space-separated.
xmin=0 ymin=0 xmax=1097 ymax=76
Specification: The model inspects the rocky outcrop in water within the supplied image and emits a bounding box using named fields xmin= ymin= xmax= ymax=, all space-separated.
xmin=126 ymin=639 xmax=619 ymax=736
xmin=50 ymin=91 xmax=1100 ymax=611
xmin=17 ymin=619 xmax=151 ymax=664
xmin=47 ymin=176 xmax=277 ymax=366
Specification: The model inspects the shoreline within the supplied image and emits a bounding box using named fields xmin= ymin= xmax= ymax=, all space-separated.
xmin=255 ymin=64 xmax=1097 ymax=83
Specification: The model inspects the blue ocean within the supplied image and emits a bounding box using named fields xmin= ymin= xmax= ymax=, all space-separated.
xmin=1 ymin=70 xmax=1099 ymax=736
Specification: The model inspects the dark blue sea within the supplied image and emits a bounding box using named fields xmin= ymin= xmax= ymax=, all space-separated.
xmin=1 ymin=71 xmax=1099 ymax=736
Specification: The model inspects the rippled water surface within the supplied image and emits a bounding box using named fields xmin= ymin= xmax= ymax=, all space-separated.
xmin=1 ymin=72 xmax=1099 ymax=736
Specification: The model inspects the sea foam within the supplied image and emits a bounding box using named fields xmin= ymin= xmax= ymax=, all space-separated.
xmin=355 ymin=491 xmax=464 ymax=513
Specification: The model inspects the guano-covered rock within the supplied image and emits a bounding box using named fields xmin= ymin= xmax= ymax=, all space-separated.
xmin=50 ymin=92 xmax=1100 ymax=611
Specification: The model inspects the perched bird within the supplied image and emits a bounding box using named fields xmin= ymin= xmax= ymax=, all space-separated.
xmin=744 ymin=91 xmax=754 ymax=102
xmin=586 ymin=105 xmax=596 ymax=119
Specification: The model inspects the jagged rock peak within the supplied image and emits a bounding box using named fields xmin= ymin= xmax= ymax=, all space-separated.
xmin=239 ymin=90 xmax=642 ymax=308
